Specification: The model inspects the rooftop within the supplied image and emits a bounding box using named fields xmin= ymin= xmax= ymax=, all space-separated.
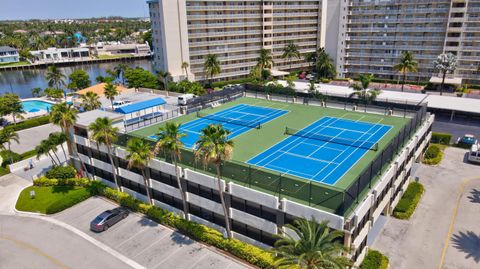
xmin=76 ymin=109 xmax=124 ymax=128
xmin=115 ymin=97 xmax=167 ymax=114
xmin=76 ymin=83 xmax=129 ymax=97
xmin=0 ymin=46 xmax=17 ymax=53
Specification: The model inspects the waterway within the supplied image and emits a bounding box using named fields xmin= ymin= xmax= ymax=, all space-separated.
xmin=0 ymin=59 xmax=154 ymax=98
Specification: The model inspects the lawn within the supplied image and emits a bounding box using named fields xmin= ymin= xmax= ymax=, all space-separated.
xmin=97 ymin=54 xmax=134 ymax=60
xmin=0 ymin=61 xmax=30 ymax=67
xmin=15 ymin=186 xmax=92 ymax=214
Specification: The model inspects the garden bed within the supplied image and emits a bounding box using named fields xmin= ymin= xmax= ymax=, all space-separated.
xmin=422 ymin=144 xmax=445 ymax=165
xmin=360 ymin=250 xmax=389 ymax=269
xmin=393 ymin=182 xmax=425 ymax=220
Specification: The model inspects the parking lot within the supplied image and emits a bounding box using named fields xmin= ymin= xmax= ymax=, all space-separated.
xmin=54 ymin=197 xmax=249 ymax=269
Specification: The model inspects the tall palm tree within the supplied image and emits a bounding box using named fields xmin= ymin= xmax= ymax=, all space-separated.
xmin=31 ymin=87 xmax=42 ymax=97
xmin=157 ymin=70 xmax=171 ymax=96
xmin=45 ymin=65 xmax=66 ymax=90
xmin=433 ymin=53 xmax=457 ymax=95
xmin=0 ymin=127 xmax=19 ymax=164
xmin=103 ymin=82 xmax=119 ymax=109
xmin=48 ymin=132 xmax=68 ymax=161
xmin=80 ymin=91 xmax=101 ymax=111
xmin=282 ymin=42 xmax=300 ymax=71
xmin=316 ymin=48 xmax=336 ymax=79
xmin=194 ymin=124 xmax=234 ymax=238
xmin=35 ymin=139 xmax=58 ymax=166
xmin=181 ymin=61 xmax=190 ymax=80
xmin=126 ymin=138 xmax=154 ymax=204
xmin=114 ymin=63 xmax=129 ymax=85
xmin=204 ymin=54 xmax=221 ymax=85
xmin=89 ymin=117 xmax=121 ymax=191
xmin=256 ymin=48 xmax=273 ymax=70
xmin=394 ymin=51 xmax=418 ymax=92
xmin=304 ymin=51 xmax=317 ymax=72
xmin=272 ymin=218 xmax=352 ymax=269
xmin=350 ymin=73 xmax=380 ymax=104
xmin=154 ymin=122 xmax=188 ymax=218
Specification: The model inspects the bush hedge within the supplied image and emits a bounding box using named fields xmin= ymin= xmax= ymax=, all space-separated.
xmin=7 ymin=115 xmax=50 ymax=132
xmin=0 ymin=150 xmax=22 ymax=167
xmin=33 ymin=176 xmax=89 ymax=187
xmin=393 ymin=182 xmax=425 ymax=219
xmin=360 ymin=250 xmax=389 ymax=269
xmin=423 ymin=144 xmax=443 ymax=165
xmin=211 ymin=77 xmax=254 ymax=88
xmin=0 ymin=166 xmax=10 ymax=176
xmin=45 ymin=165 xmax=77 ymax=179
xmin=45 ymin=187 xmax=92 ymax=214
xmin=431 ymin=132 xmax=452 ymax=145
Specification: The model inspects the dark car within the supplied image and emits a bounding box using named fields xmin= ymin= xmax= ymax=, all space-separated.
xmin=90 ymin=207 xmax=129 ymax=232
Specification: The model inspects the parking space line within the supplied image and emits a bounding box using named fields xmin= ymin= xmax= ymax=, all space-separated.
xmin=152 ymin=236 xmax=195 ymax=269
xmin=184 ymin=251 xmax=210 ymax=269
xmin=132 ymin=230 xmax=170 ymax=258
xmin=116 ymin=226 xmax=151 ymax=249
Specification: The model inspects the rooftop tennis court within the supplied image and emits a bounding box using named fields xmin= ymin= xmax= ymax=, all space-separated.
xmin=247 ymin=116 xmax=392 ymax=185
xmin=148 ymin=104 xmax=288 ymax=148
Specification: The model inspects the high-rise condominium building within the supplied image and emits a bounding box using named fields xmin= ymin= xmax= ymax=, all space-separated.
xmin=148 ymin=0 xmax=480 ymax=84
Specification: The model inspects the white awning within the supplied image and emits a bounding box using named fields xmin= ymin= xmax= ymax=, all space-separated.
xmin=429 ymin=76 xmax=463 ymax=85
xmin=270 ymin=69 xmax=289 ymax=77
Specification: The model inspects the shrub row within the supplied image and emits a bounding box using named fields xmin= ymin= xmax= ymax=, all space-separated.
xmin=211 ymin=77 xmax=254 ymax=88
xmin=393 ymin=182 xmax=425 ymax=219
xmin=431 ymin=132 xmax=452 ymax=145
xmin=33 ymin=176 xmax=90 ymax=187
xmin=45 ymin=165 xmax=77 ymax=179
xmin=45 ymin=186 xmax=93 ymax=214
xmin=7 ymin=115 xmax=50 ymax=132
xmin=423 ymin=144 xmax=443 ymax=165
xmin=360 ymin=250 xmax=389 ymax=269
xmin=100 ymin=186 xmax=274 ymax=268
xmin=0 ymin=166 xmax=10 ymax=176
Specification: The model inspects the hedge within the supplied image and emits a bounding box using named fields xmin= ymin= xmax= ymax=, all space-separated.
xmin=33 ymin=176 xmax=90 ymax=187
xmin=0 ymin=150 xmax=22 ymax=167
xmin=7 ymin=115 xmax=50 ymax=132
xmin=431 ymin=132 xmax=452 ymax=145
xmin=45 ymin=165 xmax=77 ymax=179
xmin=211 ymin=77 xmax=254 ymax=88
xmin=360 ymin=250 xmax=389 ymax=269
xmin=423 ymin=144 xmax=443 ymax=165
xmin=44 ymin=187 xmax=92 ymax=214
xmin=0 ymin=166 xmax=10 ymax=176
xmin=393 ymin=182 xmax=425 ymax=219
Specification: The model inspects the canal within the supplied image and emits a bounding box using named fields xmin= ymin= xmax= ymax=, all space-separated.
xmin=0 ymin=59 xmax=154 ymax=98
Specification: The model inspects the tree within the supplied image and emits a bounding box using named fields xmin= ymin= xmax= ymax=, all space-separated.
xmin=125 ymin=137 xmax=154 ymax=204
xmin=45 ymin=65 xmax=66 ymax=90
xmin=157 ymin=70 xmax=172 ymax=96
xmin=31 ymin=87 xmax=42 ymax=97
xmin=96 ymin=75 xmax=114 ymax=84
xmin=80 ymin=91 xmax=101 ymax=111
xmin=67 ymin=70 xmax=91 ymax=91
xmin=0 ymin=93 xmax=23 ymax=124
xmin=114 ymin=63 xmax=129 ymax=85
xmin=48 ymin=132 xmax=68 ymax=161
xmin=44 ymin=88 xmax=64 ymax=100
xmin=394 ymin=51 xmax=418 ymax=92
xmin=154 ymin=122 xmax=188 ymax=218
xmin=282 ymin=42 xmax=300 ymax=70
xmin=272 ymin=218 xmax=352 ymax=269
xmin=194 ymin=124 xmax=234 ymax=238
xmin=316 ymin=48 xmax=336 ymax=79
xmin=181 ymin=61 xmax=189 ymax=80
xmin=0 ymin=127 xmax=19 ymax=164
xmin=286 ymin=74 xmax=296 ymax=90
xmin=124 ymin=67 xmax=158 ymax=89
xmin=35 ymin=138 xmax=58 ymax=166
xmin=304 ymin=51 xmax=317 ymax=71
xmin=350 ymin=74 xmax=380 ymax=104
xmin=103 ymin=82 xmax=119 ymax=109
xmin=204 ymin=54 xmax=221 ymax=86
xmin=89 ymin=117 xmax=121 ymax=191
xmin=433 ymin=53 xmax=457 ymax=96
xmin=256 ymin=49 xmax=273 ymax=70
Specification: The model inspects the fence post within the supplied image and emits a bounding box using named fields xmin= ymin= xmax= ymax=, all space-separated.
xmin=308 ymin=181 xmax=312 ymax=206
xmin=278 ymin=175 xmax=282 ymax=200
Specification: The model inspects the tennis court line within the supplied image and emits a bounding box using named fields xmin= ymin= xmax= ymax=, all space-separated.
xmin=265 ymin=163 xmax=317 ymax=178
xmin=181 ymin=104 xmax=248 ymax=130
xmin=278 ymin=150 xmax=340 ymax=165
xmin=297 ymin=141 xmax=344 ymax=153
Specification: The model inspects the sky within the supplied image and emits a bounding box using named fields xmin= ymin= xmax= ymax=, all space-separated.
xmin=0 ymin=0 xmax=148 ymax=20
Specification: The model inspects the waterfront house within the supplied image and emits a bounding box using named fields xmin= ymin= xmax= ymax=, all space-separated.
xmin=0 ymin=46 xmax=20 ymax=64
xmin=30 ymin=47 xmax=90 ymax=63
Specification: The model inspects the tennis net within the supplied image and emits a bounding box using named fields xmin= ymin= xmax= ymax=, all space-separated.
xmin=284 ymin=127 xmax=378 ymax=150
xmin=197 ymin=111 xmax=261 ymax=129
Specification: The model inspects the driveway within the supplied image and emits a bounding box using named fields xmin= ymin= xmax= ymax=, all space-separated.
xmin=0 ymin=173 xmax=30 ymax=214
xmin=372 ymin=147 xmax=480 ymax=269
xmin=53 ymin=197 xmax=250 ymax=269
xmin=6 ymin=123 xmax=60 ymax=154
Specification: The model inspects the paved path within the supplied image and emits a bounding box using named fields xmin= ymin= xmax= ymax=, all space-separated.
xmin=0 ymin=173 xmax=30 ymax=214
xmin=372 ymin=147 xmax=480 ymax=269
xmin=6 ymin=123 xmax=60 ymax=154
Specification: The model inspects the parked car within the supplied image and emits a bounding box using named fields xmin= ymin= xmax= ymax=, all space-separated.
xmin=468 ymin=143 xmax=480 ymax=164
xmin=90 ymin=207 xmax=129 ymax=232
xmin=457 ymin=134 xmax=478 ymax=147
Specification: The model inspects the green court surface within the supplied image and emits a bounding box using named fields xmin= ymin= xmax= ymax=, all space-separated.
xmin=130 ymin=97 xmax=409 ymax=190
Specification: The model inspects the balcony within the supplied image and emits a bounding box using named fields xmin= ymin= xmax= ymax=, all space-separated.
xmin=187 ymin=5 xmax=260 ymax=11
xmin=188 ymin=38 xmax=262 ymax=47
xmin=273 ymin=12 xmax=318 ymax=17
xmin=188 ymin=21 xmax=261 ymax=29
xmin=188 ymin=13 xmax=262 ymax=20
xmin=189 ymin=30 xmax=262 ymax=38
xmin=272 ymin=27 xmax=318 ymax=33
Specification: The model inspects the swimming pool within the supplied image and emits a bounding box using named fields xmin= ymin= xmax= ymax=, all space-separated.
xmin=22 ymin=100 xmax=54 ymax=113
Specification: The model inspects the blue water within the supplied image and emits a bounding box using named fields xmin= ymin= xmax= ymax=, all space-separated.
xmin=247 ymin=116 xmax=392 ymax=186
xmin=22 ymin=100 xmax=53 ymax=112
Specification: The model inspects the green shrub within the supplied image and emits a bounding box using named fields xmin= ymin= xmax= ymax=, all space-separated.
xmin=20 ymin=149 xmax=38 ymax=159
xmin=431 ymin=132 xmax=452 ymax=145
xmin=320 ymin=78 xmax=331 ymax=83
xmin=0 ymin=150 xmax=22 ymax=166
xmin=393 ymin=182 xmax=424 ymax=219
xmin=45 ymin=165 xmax=77 ymax=179
xmin=33 ymin=176 xmax=89 ymax=187
xmin=211 ymin=77 xmax=254 ymax=88
xmin=8 ymin=115 xmax=50 ymax=132
xmin=45 ymin=187 xmax=92 ymax=214
xmin=0 ymin=166 xmax=10 ymax=176
xmin=423 ymin=144 xmax=444 ymax=165
xmin=360 ymin=250 xmax=389 ymax=269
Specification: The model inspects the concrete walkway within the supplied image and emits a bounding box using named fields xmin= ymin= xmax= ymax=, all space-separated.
xmin=372 ymin=147 xmax=480 ymax=269
xmin=0 ymin=173 xmax=31 ymax=214
xmin=5 ymin=123 xmax=60 ymax=154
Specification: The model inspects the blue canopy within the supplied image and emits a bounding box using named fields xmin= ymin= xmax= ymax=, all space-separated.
xmin=115 ymin=98 xmax=166 ymax=114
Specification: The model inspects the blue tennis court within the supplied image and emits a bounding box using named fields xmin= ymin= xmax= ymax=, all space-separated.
xmin=247 ymin=116 xmax=392 ymax=186
xmin=149 ymin=104 xmax=288 ymax=148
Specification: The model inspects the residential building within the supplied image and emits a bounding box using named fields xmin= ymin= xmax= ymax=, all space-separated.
xmin=91 ymin=42 xmax=152 ymax=56
xmin=148 ymin=0 xmax=480 ymax=85
xmin=30 ymin=47 xmax=90 ymax=62
xmin=0 ymin=46 xmax=20 ymax=64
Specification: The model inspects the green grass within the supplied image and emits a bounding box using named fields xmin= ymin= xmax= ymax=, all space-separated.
xmin=131 ymin=97 xmax=408 ymax=190
xmin=97 ymin=54 xmax=134 ymax=60
xmin=15 ymin=186 xmax=92 ymax=214
xmin=0 ymin=61 xmax=30 ymax=67
xmin=0 ymin=166 xmax=10 ymax=176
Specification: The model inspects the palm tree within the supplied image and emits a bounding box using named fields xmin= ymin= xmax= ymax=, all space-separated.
xmin=114 ymin=63 xmax=129 ymax=85
xmin=204 ymin=54 xmax=221 ymax=85
xmin=126 ymin=138 xmax=154 ymax=204
xmin=256 ymin=48 xmax=273 ymax=70
xmin=103 ymin=82 xmax=119 ymax=109
xmin=194 ymin=124 xmax=234 ymax=238
xmin=35 ymin=139 xmax=58 ymax=166
xmin=0 ymin=127 xmax=19 ymax=164
xmin=89 ymin=117 xmax=121 ymax=191
xmin=282 ymin=42 xmax=300 ymax=71
xmin=316 ymin=48 xmax=336 ymax=79
xmin=433 ymin=53 xmax=457 ymax=95
xmin=31 ymin=87 xmax=42 ymax=97
xmin=350 ymin=73 xmax=380 ymax=104
xmin=157 ymin=70 xmax=171 ymax=96
xmin=181 ymin=61 xmax=190 ymax=80
xmin=394 ymin=51 xmax=418 ymax=92
xmin=48 ymin=132 xmax=68 ymax=161
xmin=45 ymin=65 xmax=66 ymax=90
xmin=80 ymin=91 xmax=101 ymax=111
xmin=304 ymin=51 xmax=317 ymax=72
xmin=154 ymin=122 xmax=188 ymax=218
xmin=272 ymin=218 xmax=352 ymax=269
